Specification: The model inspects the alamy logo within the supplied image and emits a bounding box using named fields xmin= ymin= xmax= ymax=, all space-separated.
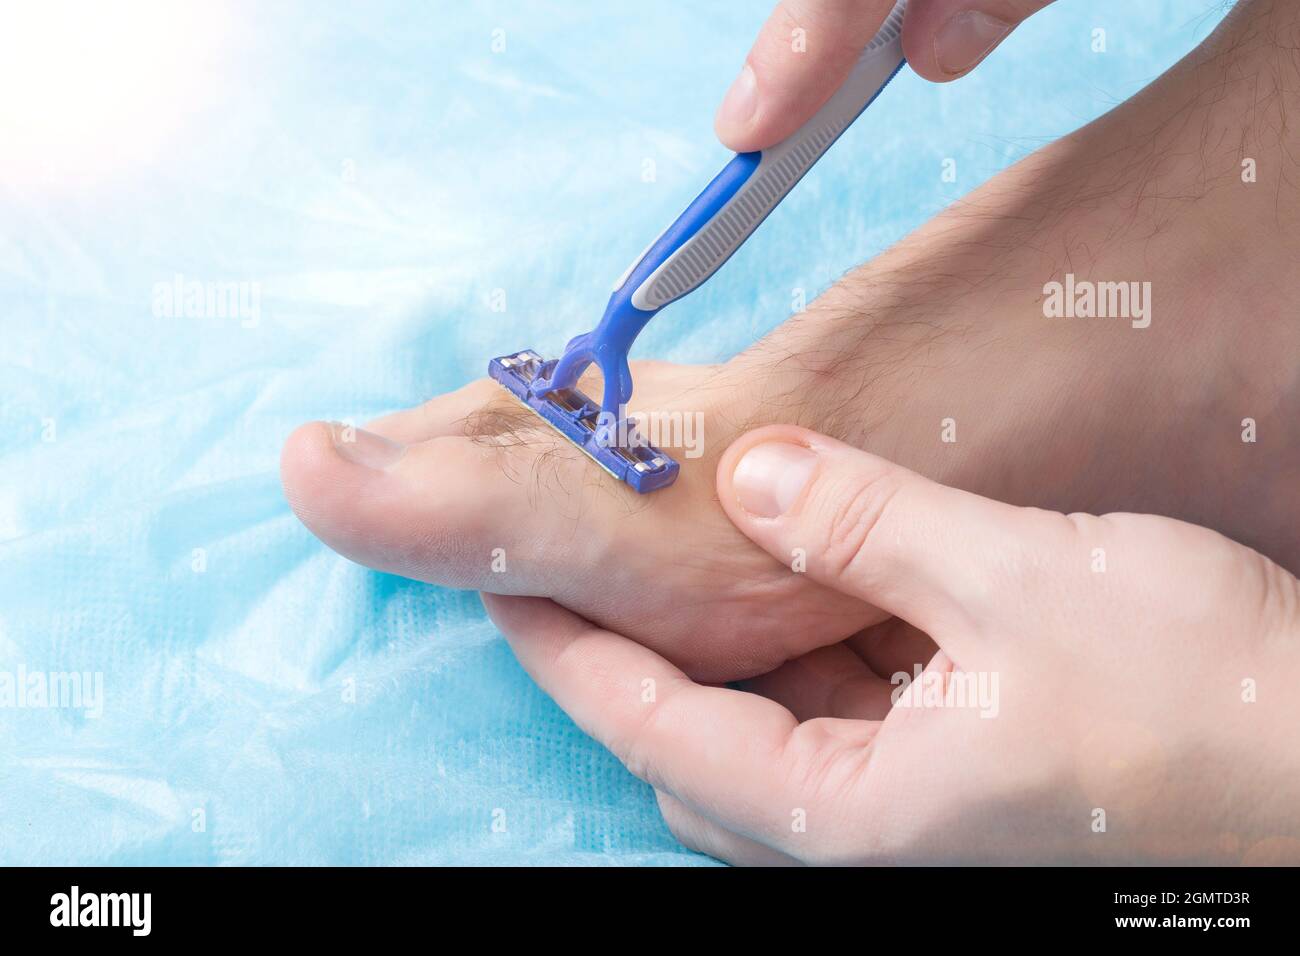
xmin=50 ymin=886 xmax=151 ymax=936
xmin=152 ymin=272 xmax=261 ymax=328
xmin=1042 ymin=273 xmax=1151 ymax=328
xmin=595 ymin=408 xmax=705 ymax=459
xmin=890 ymin=665 xmax=1000 ymax=718
xmin=0 ymin=665 xmax=103 ymax=718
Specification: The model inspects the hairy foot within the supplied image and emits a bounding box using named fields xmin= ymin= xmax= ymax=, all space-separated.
xmin=282 ymin=0 xmax=1299 ymax=685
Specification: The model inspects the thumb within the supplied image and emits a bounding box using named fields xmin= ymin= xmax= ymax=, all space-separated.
xmin=718 ymin=426 xmax=1300 ymax=664
xmin=903 ymin=0 xmax=1057 ymax=81
xmin=715 ymin=0 xmax=900 ymax=152
xmin=715 ymin=0 xmax=1057 ymax=152
xmin=715 ymin=425 xmax=1076 ymax=656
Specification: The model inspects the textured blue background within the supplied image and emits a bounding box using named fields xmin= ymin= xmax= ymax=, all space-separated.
xmin=0 ymin=1 xmax=1222 ymax=864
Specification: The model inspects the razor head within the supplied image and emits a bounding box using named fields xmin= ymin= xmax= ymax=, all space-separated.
xmin=488 ymin=350 xmax=679 ymax=493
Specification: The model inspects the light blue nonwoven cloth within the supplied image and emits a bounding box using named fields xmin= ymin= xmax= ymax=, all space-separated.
xmin=0 ymin=1 xmax=1221 ymax=865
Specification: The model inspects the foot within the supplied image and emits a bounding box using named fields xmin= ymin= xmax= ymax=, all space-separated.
xmin=282 ymin=0 xmax=1299 ymax=683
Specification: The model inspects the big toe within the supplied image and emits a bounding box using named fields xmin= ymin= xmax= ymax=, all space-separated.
xmin=280 ymin=413 xmax=599 ymax=593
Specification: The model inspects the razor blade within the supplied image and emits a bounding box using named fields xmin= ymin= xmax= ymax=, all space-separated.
xmin=488 ymin=350 xmax=680 ymax=494
xmin=483 ymin=3 xmax=906 ymax=494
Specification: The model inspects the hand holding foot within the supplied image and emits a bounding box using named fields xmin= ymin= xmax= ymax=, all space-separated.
xmin=485 ymin=426 xmax=1300 ymax=865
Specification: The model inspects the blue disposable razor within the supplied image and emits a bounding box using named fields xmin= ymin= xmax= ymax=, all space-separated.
xmin=490 ymin=0 xmax=907 ymax=493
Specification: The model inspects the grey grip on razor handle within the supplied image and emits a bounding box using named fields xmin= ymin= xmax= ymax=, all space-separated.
xmin=628 ymin=0 xmax=907 ymax=313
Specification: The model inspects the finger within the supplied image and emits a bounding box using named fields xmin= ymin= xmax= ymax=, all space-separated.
xmin=484 ymin=593 xmax=879 ymax=854
xmin=716 ymin=424 xmax=1077 ymax=653
xmin=740 ymin=643 xmax=896 ymax=721
xmin=655 ymin=791 xmax=800 ymax=866
xmin=903 ymin=0 xmax=1056 ymax=82
xmin=715 ymin=0 xmax=899 ymax=152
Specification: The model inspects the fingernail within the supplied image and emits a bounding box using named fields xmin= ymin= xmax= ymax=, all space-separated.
xmin=732 ymin=442 xmax=818 ymax=518
xmin=327 ymin=421 xmax=406 ymax=471
xmin=933 ymin=11 xmax=1011 ymax=77
xmin=718 ymin=63 xmax=758 ymax=128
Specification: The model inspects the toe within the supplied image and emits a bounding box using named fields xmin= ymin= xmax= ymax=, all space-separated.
xmin=363 ymin=378 xmax=502 ymax=445
xmin=280 ymin=417 xmax=601 ymax=592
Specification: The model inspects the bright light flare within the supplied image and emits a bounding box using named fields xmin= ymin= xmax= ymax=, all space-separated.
xmin=0 ymin=0 xmax=228 ymax=183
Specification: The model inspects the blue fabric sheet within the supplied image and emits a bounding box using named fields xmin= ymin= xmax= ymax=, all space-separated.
xmin=0 ymin=1 xmax=1219 ymax=864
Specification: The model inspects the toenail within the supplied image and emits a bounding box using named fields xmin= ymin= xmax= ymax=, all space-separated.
xmin=732 ymin=441 xmax=818 ymax=517
xmin=327 ymin=421 xmax=407 ymax=471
